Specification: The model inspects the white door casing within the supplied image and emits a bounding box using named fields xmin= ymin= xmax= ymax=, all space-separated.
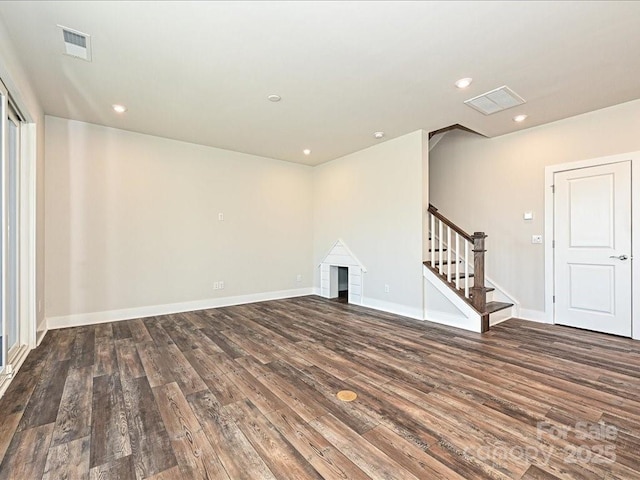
xmin=0 ymin=77 xmax=37 ymax=397
xmin=554 ymin=161 xmax=632 ymax=336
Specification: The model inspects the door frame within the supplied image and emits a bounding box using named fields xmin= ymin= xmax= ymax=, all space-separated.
xmin=0 ymin=78 xmax=37 ymax=397
xmin=544 ymin=151 xmax=640 ymax=339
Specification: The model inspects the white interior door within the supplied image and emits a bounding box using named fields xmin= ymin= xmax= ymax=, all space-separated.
xmin=554 ymin=161 xmax=632 ymax=336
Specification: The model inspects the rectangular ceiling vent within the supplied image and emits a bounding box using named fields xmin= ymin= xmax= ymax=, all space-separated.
xmin=58 ymin=25 xmax=92 ymax=61
xmin=464 ymin=86 xmax=525 ymax=115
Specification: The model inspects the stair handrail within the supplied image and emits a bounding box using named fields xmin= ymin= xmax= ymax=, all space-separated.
xmin=427 ymin=204 xmax=473 ymax=242
xmin=426 ymin=204 xmax=490 ymax=331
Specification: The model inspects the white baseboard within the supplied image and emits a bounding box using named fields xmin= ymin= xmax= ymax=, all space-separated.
xmin=36 ymin=328 xmax=48 ymax=346
xmin=518 ymin=308 xmax=551 ymax=323
xmin=360 ymin=297 xmax=423 ymax=320
xmin=46 ymin=288 xmax=315 ymax=330
xmin=313 ymin=285 xmax=423 ymax=321
xmin=424 ymin=311 xmax=482 ymax=333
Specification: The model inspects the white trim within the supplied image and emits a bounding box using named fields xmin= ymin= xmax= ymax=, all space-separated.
xmin=423 ymin=265 xmax=480 ymax=321
xmin=20 ymin=122 xmax=36 ymax=348
xmin=319 ymin=239 xmax=366 ymax=305
xmin=47 ymin=288 xmax=314 ymax=330
xmin=634 ymin=157 xmax=639 ymax=340
xmin=424 ymin=311 xmax=481 ymax=333
xmin=0 ymin=86 xmax=7 ymax=377
xmin=518 ymin=308 xmax=550 ymax=323
xmin=360 ymin=297 xmax=423 ymax=320
xmin=313 ymin=285 xmax=423 ymax=321
xmin=544 ymin=151 xmax=639 ymax=339
xmin=318 ymin=238 xmax=367 ymax=272
xmin=0 ymin=90 xmax=36 ymax=397
xmin=36 ymin=328 xmax=47 ymax=346
xmin=490 ymin=314 xmax=510 ymax=327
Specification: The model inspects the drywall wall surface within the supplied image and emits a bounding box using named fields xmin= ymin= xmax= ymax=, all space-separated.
xmin=313 ymin=130 xmax=425 ymax=318
xmin=45 ymin=116 xmax=313 ymax=321
xmin=430 ymin=99 xmax=640 ymax=312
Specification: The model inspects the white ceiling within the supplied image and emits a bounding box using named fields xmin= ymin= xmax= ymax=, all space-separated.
xmin=1 ymin=1 xmax=639 ymax=166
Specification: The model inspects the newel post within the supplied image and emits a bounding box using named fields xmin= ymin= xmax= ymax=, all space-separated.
xmin=471 ymin=232 xmax=488 ymax=321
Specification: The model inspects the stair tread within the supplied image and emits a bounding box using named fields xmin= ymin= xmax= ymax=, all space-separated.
xmin=484 ymin=301 xmax=513 ymax=315
xmin=462 ymin=287 xmax=495 ymax=294
xmin=423 ymin=262 xmax=474 ymax=278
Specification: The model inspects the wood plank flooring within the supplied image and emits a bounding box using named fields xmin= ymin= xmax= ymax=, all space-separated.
xmin=1 ymin=295 xmax=640 ymax=479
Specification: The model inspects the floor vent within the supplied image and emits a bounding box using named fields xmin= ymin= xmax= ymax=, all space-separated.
xmin=336 ymin=390 xmax=358 ymax=402
xmin=464 ymin=85 xmax=525 ymax=115
xmin=58 ymin=25 xmax=92 ymax=61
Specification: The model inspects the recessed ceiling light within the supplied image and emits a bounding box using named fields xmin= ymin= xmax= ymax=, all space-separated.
xmin=112 ymin=104 xmax=127 ymax=113
xmin=373 ymin=131 xmax=385 ymax=139
xmin=455 ymin=77 xmax=473 ymax=89
xmin=513 ymin=114 xmax=528 ymax=123
xmin=303 ymin=149 xmax=311 ymax=155
xmin=267 ymin=94 xmax=281 ymax=102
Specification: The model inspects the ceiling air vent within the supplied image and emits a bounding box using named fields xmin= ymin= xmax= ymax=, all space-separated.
xmin=58 ymin=25 xmax=92 ymax=61
xmin=464 ymin=86 xmax=525 ymax=115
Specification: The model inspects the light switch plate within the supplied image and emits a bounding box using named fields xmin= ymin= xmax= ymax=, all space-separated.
xmin=524 ymin=211 xmax=533 ymax=220
xmin=532 ymin=235 xmax=543 ymax=244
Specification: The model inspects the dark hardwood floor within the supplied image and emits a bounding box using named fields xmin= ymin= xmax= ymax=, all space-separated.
xmin=0 ymin=295 xmax=639 ymax=479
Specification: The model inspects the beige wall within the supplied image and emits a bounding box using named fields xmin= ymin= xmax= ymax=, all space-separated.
xmin=430 ymin=99 xmax=640 ymax=313
xmin=45 ymin=116 xmax=313 ymax=320
xmin=42 ymin=96 xmax=640 ymax=323
xmin=313 ymin=131 xmax=425 ymax=318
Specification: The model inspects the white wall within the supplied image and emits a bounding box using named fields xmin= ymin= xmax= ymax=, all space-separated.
xmin=45 ymin=117 xmax=313 ymax=325
xmin=313 ymin=130 xmax=425 ymax=318
xmin=430 ymin=99 xmax=640 ymax=316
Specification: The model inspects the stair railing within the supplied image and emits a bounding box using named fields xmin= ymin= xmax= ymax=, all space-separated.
xmin=427 ymin=204 xmax=488 ymax=316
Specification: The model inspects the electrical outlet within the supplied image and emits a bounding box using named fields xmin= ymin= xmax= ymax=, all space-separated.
xmin=296 ymin=274 xmax=302 ymax=282
xmin=219 ymin=281 xmax=224 ymax=289
xmin=384 ymin=284 xmax=390 ymax=293
xmin=218 ymin=213 xmax=224 ymax=221
xmin=213 ymin=282 xmax=219 ymax=290
xmin=532 ymin=234 xmax=543 ymax=244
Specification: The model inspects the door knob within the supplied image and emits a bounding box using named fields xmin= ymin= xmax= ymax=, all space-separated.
xmin=609 ymin=254 xmax=629 ymax=261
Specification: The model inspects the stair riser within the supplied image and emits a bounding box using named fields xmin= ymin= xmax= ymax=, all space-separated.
xmin=489 ymin=307 xmax=513 ymax=326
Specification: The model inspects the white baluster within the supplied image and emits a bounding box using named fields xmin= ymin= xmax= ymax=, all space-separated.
xmin=446 ymin=226 xmax=452 ymax=282
xmin=464 ymin=240 xmax=469 ymax=298
xmin=430 ymin=214 xmax=435 ymax=266
xmin=455 ymin=233 xmax=460 ymax=290
xmin=438 ymin=220 xmax=444 ymax=275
